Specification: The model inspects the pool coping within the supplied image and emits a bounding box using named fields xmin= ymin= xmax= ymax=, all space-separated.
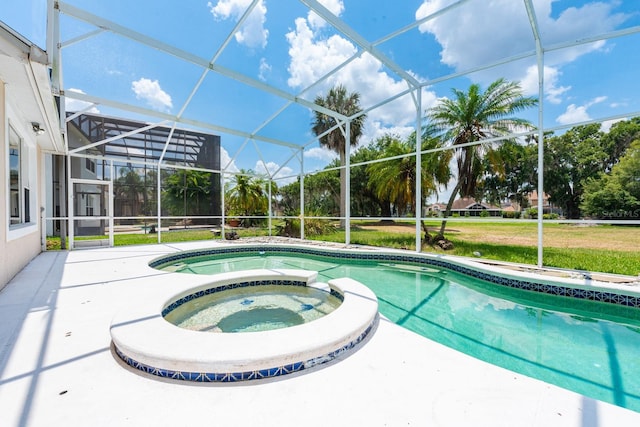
xmin=110 ymin=269 xmax=379 ymax=382
xmin=4 ymin=243 xmax=640 ymax=426
xmin=149 ymin=242 xmax=640 ymax=310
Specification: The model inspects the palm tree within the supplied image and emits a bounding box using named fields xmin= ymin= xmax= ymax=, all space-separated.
xmin=367 ymin=131 xmax=451 ymax=224
xmin=428 ymin=78 xmax=537 ymax=238
xmin=114 ymin=167 xmax=145 ymax=217
xmin=312 ymin=85 xmax=366 ymax=226
xmin=225 ymin=170 xmax=268 ymax=226
xmin=163 ymin=169 xmax=212 ymax=216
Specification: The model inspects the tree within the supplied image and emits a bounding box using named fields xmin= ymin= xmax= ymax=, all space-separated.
xmin=312 ymin=85 xmax=366 ymax=226
xmin=367 ymin=131 xmax=451 ymax=219
xmin=225 ymin=170 xmax=269 ymax=226
xmin=113 ymin=166 xmax=145 ymax=217
xmin=277 ymin=167 xmax=340 ymax=217
xmin=481 ymin=139 xmax=537 ymax=208
xmin=349 ymin=141 xmax=390 ymax=217
xmin=581 ymin=140 xmax=640 ymax=218
xmin=428 ymin=78 xmax=537 ymax=238
xmin=543 ymin=124 xmax=606 ymax=219
xmin=601 ymin=117 xmax=640 ymax=172
xmin=163 ymin=169 xmax=214 ymax=218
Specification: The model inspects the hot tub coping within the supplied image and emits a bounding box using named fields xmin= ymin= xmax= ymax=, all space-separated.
xmin=110 ymin=269 xmax=378 ymax=382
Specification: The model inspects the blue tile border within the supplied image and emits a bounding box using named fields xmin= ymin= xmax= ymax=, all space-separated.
xmin=151 ymin=246 xmax=640 ymax=310
xmin=114 ymin=318 xmax=375 ymax=383
xmin=161 ymin=279 xmax=342 ymax=318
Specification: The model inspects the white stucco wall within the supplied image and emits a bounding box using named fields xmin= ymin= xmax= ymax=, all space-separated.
xmin=1 ymin=82 xmax=43 ymax=291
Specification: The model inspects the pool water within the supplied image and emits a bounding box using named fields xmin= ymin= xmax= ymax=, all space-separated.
xmin=164 ymin=285 xmax=341 ymax=333
xmin=160 ymin=253 xmax=640 ymax=411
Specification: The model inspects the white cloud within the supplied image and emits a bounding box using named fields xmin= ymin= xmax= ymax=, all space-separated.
xmin=519 ymin=65 xmax=571 ymax=104
xmin=65 ymin=88 xmax=100 ymax=113
xmin=416 ymin=0 xmax=627 ymax=102
xmin=304 ymin=147 xmax=337 ymax=162
xmin=254 ymin=161 xmax=296 ymax=184
xmin=556 ymin=96 xmax=607 ymax=125
xmin=601 ymin=118 xmax=625 ymax=133
xmin=308 ymin=0 xmax=345 ymax=29
xmin=208 ymin=0 xmax=268 ymax=49
xmin=556 ymin=104 xmax=590 ymax=125
xmin=258 ymin=57 xmax=271 ymax=82
xmin=361 ymin=122 xmax=415 ymax=147
xmin=286 ymin=16 xmax=439 ymax=145
xmin=220 ymin=147 xmax=240 ymax=173
xmin=286 ymin=17 xmax=355 ymax=89
xmin=131 ymin=78 xmax=173 ymax=112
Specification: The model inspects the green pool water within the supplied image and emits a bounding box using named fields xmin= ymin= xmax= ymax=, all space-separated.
xmin=160 ymin=253 xmax=640 ymax=411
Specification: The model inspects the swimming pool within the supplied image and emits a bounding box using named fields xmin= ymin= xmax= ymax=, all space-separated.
xmin=153 ymin=246 xmax=640 ymax=411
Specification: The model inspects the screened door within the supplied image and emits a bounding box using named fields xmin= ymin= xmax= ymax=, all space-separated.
xmin=70 ymin=179 xmax=113 ymax=248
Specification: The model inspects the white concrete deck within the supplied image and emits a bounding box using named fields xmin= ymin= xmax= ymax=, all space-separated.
xmin=1 ymin=241 xmax=639 ymax=426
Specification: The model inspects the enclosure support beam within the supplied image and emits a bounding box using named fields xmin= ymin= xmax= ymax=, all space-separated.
xmin=299 ymin=150 xmax=305 ymax=241
xmin=268 ymin=179 xmax=273 ymax=237
xmin=415 ymin=89 xmax=422 ymax=252
xmin=222 ymin=173 xmax=227 ymax=239
xmin=524 ymin=0 xmax=546 ymax=268
xmin=156 ymin=164 xmax=162 ymax=244
xmin=345 ymin=121 xmax=351 ymax=245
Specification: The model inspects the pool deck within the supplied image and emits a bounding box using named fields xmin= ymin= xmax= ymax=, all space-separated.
xmin=1 ymin=241 xmax=639 ymax=426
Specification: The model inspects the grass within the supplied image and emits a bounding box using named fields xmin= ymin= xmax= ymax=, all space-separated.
xmin=46 ymin=227 xmax=270 ymax=249
xmin=46 ymin=220 xmax=639 ymax=276
xmin=314 ymin=221 xmax=639 ymax=276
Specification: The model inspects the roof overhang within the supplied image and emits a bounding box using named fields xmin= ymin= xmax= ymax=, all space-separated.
xmin=0 ymin=21 xmax=64 ymax=153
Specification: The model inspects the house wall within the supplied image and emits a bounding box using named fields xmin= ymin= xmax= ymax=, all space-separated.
xmin=1 ymin=81 xmax=43 ymax=291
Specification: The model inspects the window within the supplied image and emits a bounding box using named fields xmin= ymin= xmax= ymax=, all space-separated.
xmin=86 ymin=158 xmax=96 ymax=174
xmin=86 ymin=194 xmax=95 ymax=216
xmin=9 ymin=126 xmax=22 ymax=225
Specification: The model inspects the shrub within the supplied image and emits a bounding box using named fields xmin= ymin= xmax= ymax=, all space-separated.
xmin=275 ymin=210 xmax=336 ymax=237
xmin=479 ymin=210 xmax=490 ymax=218
xmin=502 ymin=210 xmax=521 ymax=219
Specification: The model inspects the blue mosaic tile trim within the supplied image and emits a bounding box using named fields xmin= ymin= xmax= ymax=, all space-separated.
xmin=330 ymin=288 xmax=344 ymax=301
xmin=162 ymin=279 xmax=321 ymax=317
xmin=150 ymin=246 xmax=640 ymax=309
xmin=114 ymin=318 xmax=375 ymax=383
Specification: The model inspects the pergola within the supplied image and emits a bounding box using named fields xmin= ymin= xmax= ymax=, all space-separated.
xmin=45 ymin=0 xmax=640 ymax=264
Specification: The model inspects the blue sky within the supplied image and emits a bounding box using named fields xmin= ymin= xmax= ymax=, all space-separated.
xmin=3 ymin=0 xmax=639 ymax=194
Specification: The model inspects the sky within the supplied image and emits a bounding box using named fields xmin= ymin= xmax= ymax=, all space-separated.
xmin=2 ymin=0 xmax=639 ymax=198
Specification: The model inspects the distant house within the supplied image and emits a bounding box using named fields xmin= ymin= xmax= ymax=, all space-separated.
xmin=427 ymin=198 xmax=502 ymax=217
xmin=526 ymin=190 xmax=561 ymax=215
xmin=425 ymin=203 xmax=447 ymax=216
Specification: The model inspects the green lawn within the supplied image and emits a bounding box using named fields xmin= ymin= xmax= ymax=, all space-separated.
xmin=314 ymin=221 xmax=640 ymax=276
xmin=46 ymin=221 xmax=639 ymax=276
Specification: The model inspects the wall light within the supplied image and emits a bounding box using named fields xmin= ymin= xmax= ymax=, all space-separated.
xmin=31 ymin=122 xmax=45 ymax=135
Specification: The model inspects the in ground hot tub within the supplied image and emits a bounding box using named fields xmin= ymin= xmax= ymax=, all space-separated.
xmin=164 ymin=283 xmax=342 ymax=333
xmin=111 ymin=269 xmax=378 ymax=382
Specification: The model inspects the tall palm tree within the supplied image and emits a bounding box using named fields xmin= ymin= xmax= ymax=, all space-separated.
xmin=312 ymin=85 xmax=366 ymax=226
xmin=367 ymin=131 xmax=451 ymax=234
xmin=428 ymin=78 xmax=537 ymax=238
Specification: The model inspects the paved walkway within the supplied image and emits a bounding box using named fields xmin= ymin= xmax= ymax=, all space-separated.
xmin=1 ymin=242 xmax=639 ymax=426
